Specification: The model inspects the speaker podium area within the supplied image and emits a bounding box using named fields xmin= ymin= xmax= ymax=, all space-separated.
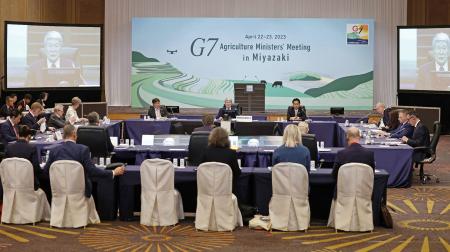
xmin=234 ymin=83 xmax=266 ymax=113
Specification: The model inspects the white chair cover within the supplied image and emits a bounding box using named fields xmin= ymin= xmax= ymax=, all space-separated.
xmin=195 ymin=162 xmax=243 ymax=231
xmin=327 ymin=163 xmax=374 ymax=232
xmin=269 ymin=162 xmax=310 ymax=231
xmin=140 ymin=159 xmax=184 ymax=226
xmin=49 ymin=160 xmax=100 ymax=228
xmin=0 ymin=158 xmax=50 ymax=224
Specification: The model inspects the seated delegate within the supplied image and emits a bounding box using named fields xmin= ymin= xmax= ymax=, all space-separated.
xmin=216 ymin=98 xmax=239 ymax=120
xmin=287 ymin=98 xmax=307 ymax=121
xmin=65 ymin=96 xmax=87 ymax=124
xmin=332 ymin=127 xmax=375 ymax=198
xmin=272 ymin=124 xmax=311 ymax=172
xmin=389 ymin=109 xmax=414 ymax=139
xmin=200 ymin=127 xmax=241 ymax=195
xmin=193 ymin=114 xmax=215 ymax=132
xmin=47 ymin=104 xmax=66 ymax=129
xmin=148 ymin=98 xmax=168 ymax=119
xmin=21 ymin=102 xmax=48 ymax=131
xmin=5 ymin=125 xmax=42 ymax=190
xmin=401 ymin=111 xmax=431 ymax=163
xmin=0 ymin=109 xmax=22 ymax=143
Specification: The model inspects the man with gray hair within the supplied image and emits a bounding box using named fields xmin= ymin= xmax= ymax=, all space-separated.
xmin=47 ymin=104 xmax=66 ymax=129
xmin=418 ymin=32 xmax=450 ymax=90
xmin=216 ymin=97 xmax=239 ymax=120
xmin=331 ymin=127 xmax=375 ymax=198
xmin=26 ymin=30 xmax=83 ymax=86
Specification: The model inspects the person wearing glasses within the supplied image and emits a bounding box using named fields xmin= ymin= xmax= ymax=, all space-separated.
xmin=47 ymin=104 xmax=66 ymax=129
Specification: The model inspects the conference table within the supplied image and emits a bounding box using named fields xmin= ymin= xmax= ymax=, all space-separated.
xmin=124 ymin=119 xmax=337 ymax=146
xmin=335 ymin=123 xmax=413 ymax=187
xmin=118 ymin=165 xmax=389 ymax=226
xmin=112 ymin=134 xmax=410 ymax=187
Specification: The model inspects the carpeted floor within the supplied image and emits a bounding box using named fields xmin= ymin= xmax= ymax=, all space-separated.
xmin=1 ymin=136 xmax=449 ymax=252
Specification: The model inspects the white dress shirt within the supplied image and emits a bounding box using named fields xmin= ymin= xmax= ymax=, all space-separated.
xmin=47 ymin=58 xmax=61 ymax=68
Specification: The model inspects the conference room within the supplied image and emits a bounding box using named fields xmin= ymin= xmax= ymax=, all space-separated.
xmin=0 ymin=0 xmax=449 ymax=251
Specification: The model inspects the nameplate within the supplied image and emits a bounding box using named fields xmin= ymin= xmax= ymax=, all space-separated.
xmin=236 ymin=115 xmax=253 ymax=122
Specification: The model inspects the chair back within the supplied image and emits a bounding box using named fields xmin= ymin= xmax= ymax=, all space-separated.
xmin=270 ymin=162 xmax=310 ymax=231
xmin=429 ymin=121 xmax=441 ymax=154
xmin=272 ymin=162 xmax=309 ymax=197
xmin=333 ymin=162 xmax=374 ymax=231
xmin=235 ymin=121 xmax=276 ymax=136
xmin=197 ymin=162 xmax=232 ymax=197
xmin=302 ymin=134 xmax=318 ymax=163
xmin=49 ymin=160 xmax=85 ymax=195
xmin=188 ymin=131 xmax=209 ymax=166
xmin=337 ymin=163 xmax=374 ymax=200
xmin=0 ymin=158 xmax=34 ymax=192
xmin=140 ymin=159 xmax=174 ymax=193
xmin=77 ymin=126 xmax=110 ymax=157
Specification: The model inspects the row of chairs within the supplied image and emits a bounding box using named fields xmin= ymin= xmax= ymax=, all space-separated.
xmin=0 ymin=158 xmax=374 ymax=232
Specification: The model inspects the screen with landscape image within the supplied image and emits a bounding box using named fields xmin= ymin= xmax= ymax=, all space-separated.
xmin=131 ymin=18 xmax=374 ymax=109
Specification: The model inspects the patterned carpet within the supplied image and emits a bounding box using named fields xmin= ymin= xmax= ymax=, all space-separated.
xmin=1 ymin=136 xmax=449 ymax=252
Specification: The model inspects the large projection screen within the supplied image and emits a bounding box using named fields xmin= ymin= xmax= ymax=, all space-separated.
xmin=132 ymin=18 xmax=374 ymax=110
xmin=5 ymin=22 xmax=102 ymax=90
xmin=399 ymin=26 xmax=450 ymax=92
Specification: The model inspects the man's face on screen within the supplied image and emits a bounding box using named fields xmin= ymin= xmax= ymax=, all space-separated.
xmin=433 ymin=41 xmax=449 ymax=66
xmin=45 ymin=38 xmax=62 ymax=63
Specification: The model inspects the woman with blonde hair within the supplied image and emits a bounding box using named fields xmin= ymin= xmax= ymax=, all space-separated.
xmin=272 ymin=124 xmax=311 ymax=171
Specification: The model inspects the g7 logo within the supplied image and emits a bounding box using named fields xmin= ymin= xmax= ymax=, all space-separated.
xmin=190 ymin=38 xmax=219 ymax=56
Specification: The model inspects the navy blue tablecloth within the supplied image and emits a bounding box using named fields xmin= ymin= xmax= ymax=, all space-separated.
xmin=118 ymin=166 xmax=389 ymax=226
xmin=336 ymin=124 xmax=413 ymax=187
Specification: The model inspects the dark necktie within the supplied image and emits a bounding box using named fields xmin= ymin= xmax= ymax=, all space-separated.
xmin=439 ymin=66 xmax=445 ymax=72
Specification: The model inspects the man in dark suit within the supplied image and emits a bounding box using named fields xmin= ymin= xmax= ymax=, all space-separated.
xmin=16 ymin=93 xmax=32 ymax=112
xmin=47 ymin=104 xmax=66 ymax=129
xmin=375 ymin=102 xmax=391 ymax=127
xmin=215 ymin=98 xmax=239 ymax=120
xmin=402 ymin=111 xmax=431 ymax=162
xmin=0 ymin=109 xmax=22 ymax=144
xmin=390 ymin=109 xmax=414 ymax=139
xmin=287 ymin=98 xmax=307 ymax=121
xmin=85 ymin=111 xmax=115 ymax=153
xmin=5 ymin=125 xmax=41 ymax=190
xmin=43 ymin=124 xmax=125 ymax=198
xmin=26 ymin=31 xmax=85 ymax=87
xmin=417 ymin=33 xmax=450 ymax=91
xmin=0 ymin=96 xmax=15 ymax=118
xmin=148 ymin=98 xmax=169 ymax=119
xmin=332 ymin=127 xmax=375 ymax=198
xmin=193 ymin=114 xmax=215 ymax=132
xmin=21 ymin=102 xmax=48 ymax=131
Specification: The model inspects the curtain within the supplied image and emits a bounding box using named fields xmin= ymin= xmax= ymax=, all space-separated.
xmin=105 ymin=0 xmax=407 ymax=107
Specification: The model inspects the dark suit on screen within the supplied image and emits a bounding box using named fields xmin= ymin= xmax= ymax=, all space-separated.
xmin=417 ymin=61 xmax=450 ymax=91
xmin=286 ymin=106 xmax=307 ymax=121
xmin=406 ymin=121 xmax=431 ymax=162
xmin=332 ymin=143 xmax=375 ymax=199
xmin=5 ymin=139 xmax=41 ymax=190
xmin=0 ymin=120 xmax=18 ymax=143
xmin=200 ymin=146 xmax=241 ymax=195
xmin=43 ymin=141 xmax=113 ymax=198
xmin=147 ymin=106 xmax=169 ymax=119
xmin=26 ymin=58 xmax=80 ymax=87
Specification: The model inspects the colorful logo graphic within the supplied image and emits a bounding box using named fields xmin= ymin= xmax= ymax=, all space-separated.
xmin=347 ymin=24 xmax=369 ymax=45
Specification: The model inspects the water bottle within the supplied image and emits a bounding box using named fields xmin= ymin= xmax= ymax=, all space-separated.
xmin=45 ymin=150 xmax=50 ymax=162
xmin=345 ymin=119 xmax=349 ymax=127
